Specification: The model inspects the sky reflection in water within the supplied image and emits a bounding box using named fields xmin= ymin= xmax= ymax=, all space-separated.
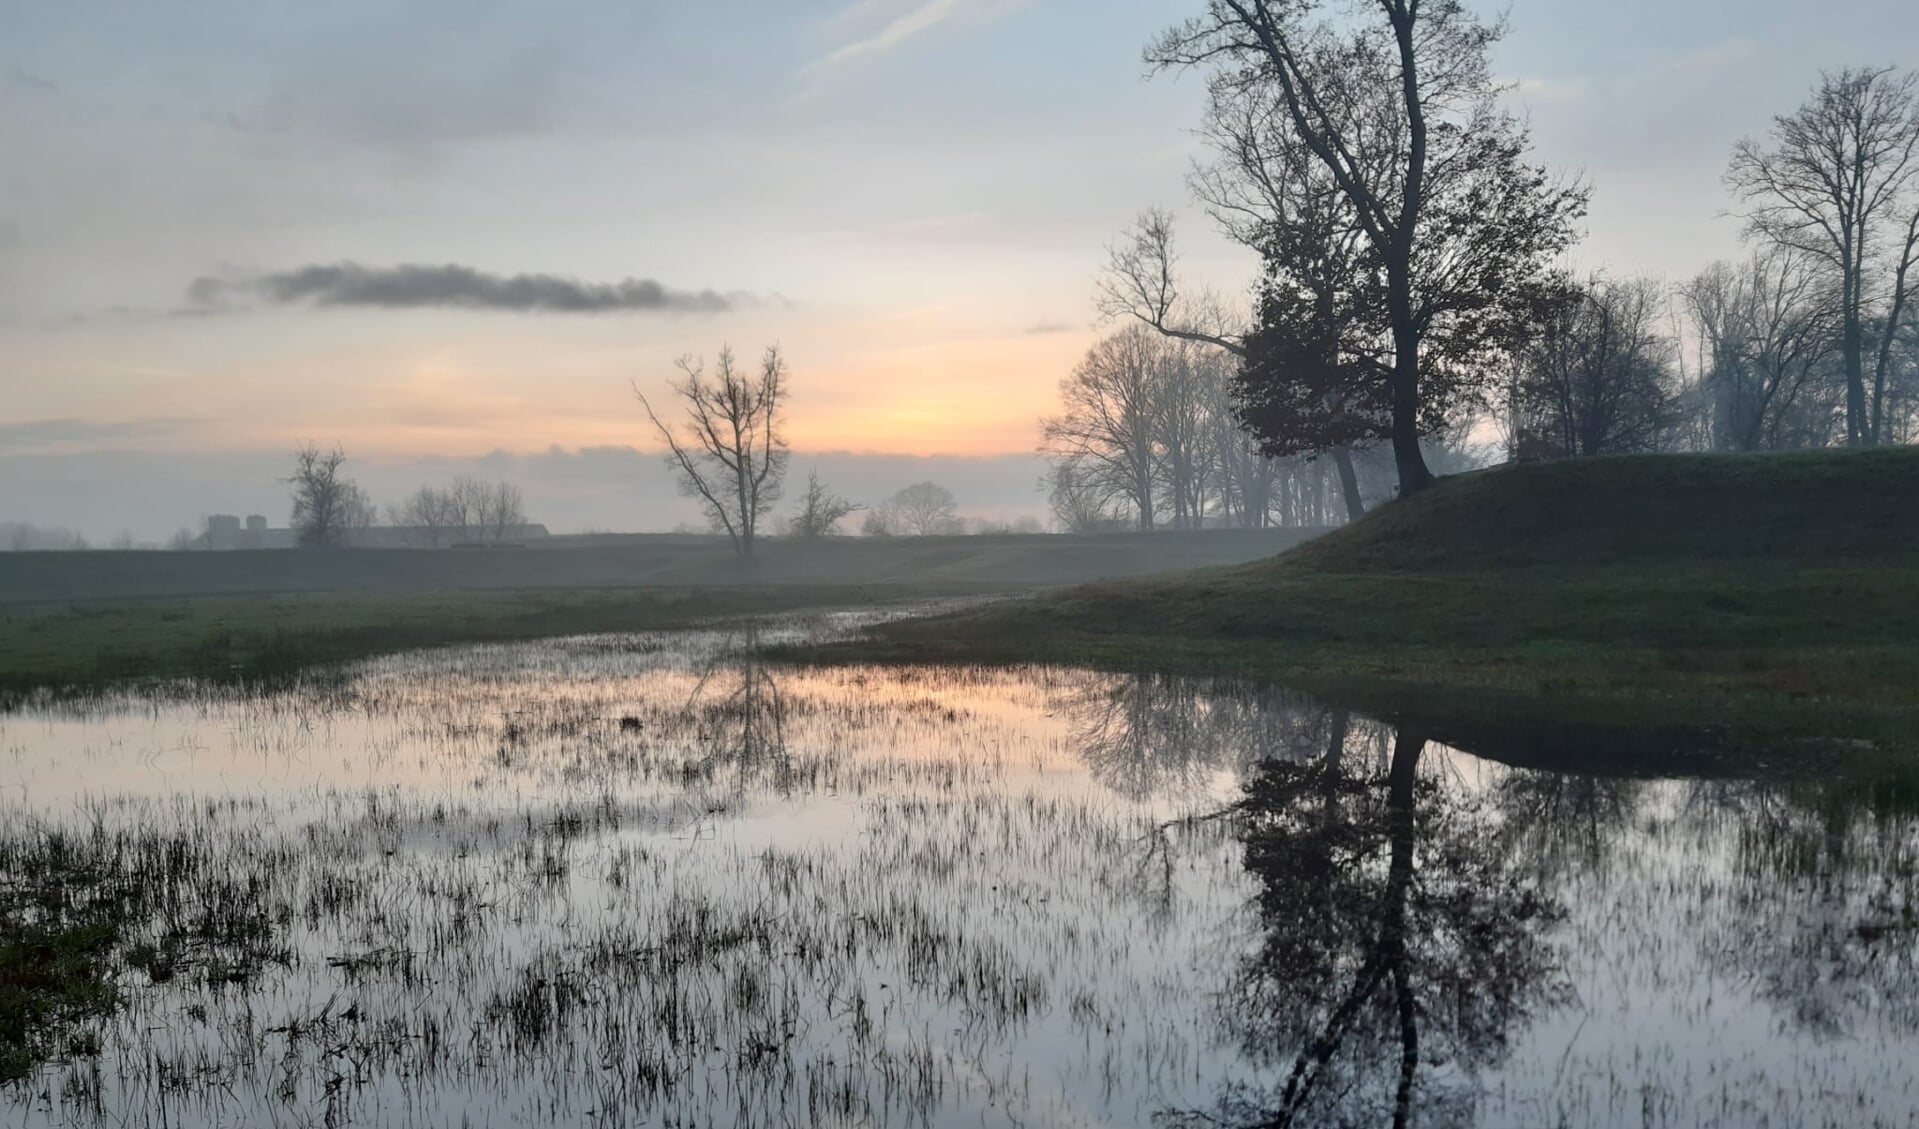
xmin=2 ymin=617 xmax=1916 ymax=1127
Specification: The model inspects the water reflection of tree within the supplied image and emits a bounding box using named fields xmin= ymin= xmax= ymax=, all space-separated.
xmin=1493 ymin=769 xmax=1645 ymax=878
xmin=682 ymin=624 xmax=791 ymax=787
xmin=1067 ymin=673 xmax=1359 ymax=802
xmin=1688 ymin=774 xmax=1919 ymax=1039
xmin=1175 ymin=722 xmax=1568 ymax=1128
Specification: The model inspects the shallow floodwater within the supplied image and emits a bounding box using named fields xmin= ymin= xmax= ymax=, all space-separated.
xmin=2 ymin=613 xmax=1916 ymax=1127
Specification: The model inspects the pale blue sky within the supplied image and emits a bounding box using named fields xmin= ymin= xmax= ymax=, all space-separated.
xmin=2 ymin=0 xmax=1915 ymax=537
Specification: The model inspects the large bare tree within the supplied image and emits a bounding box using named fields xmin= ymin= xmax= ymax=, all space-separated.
xmin=1728 ymin=67 xmax=1919 ymax=447
xmin=636 ymin=346 xmax=789 ymax=558
xmin=1150 ymin=0 xmax=1585 ymax=496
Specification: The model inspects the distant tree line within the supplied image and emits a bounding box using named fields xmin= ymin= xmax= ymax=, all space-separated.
xmin=386 ymin=476 xmax=528 ymax=548
xmin=0 ymin=522 xmax=93 ymax=552
xmin=280 ymin=443 xmax=531 ymax=549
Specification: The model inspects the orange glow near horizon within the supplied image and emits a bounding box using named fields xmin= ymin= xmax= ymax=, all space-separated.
xmin=3 ymin=288 xmax=1102 ymax=464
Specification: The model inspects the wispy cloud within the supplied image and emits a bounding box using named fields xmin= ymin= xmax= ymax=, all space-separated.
xmin=805 ymin=0 xmax=970 ymax=74
xmin=185 ymin=263 xmax=741 ymax=315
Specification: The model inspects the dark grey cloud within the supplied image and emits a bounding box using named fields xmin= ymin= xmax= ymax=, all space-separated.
xmin=0 ymin=417 xmax=207 ymax=453
xmin=1021 ymin=320 xmax=1076 ymax=335
xmin=186 ymin=263 xmax=737 ymax=315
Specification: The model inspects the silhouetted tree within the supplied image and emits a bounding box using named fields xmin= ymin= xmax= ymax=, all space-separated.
xmin=1042 ymin=327 xmax=1171 ymax=530
xmin=1045 ymin=460 xmax=1124 ymax=533
xmin=1682 ymin=251 xmax=1843 ymax=450
xmin=1151 ymin=0 xmax=1586 ymax=496
xmin=1099 ymin=212 xmax=1364 ymax=521
xmin=389 ymin=478 xmax=528 ymax=546
xmin=1154 ymin=339 xmax=1221 ymax=529
xmin=1192 ymin=87 xmax=1377 ymax=520
xmin=885 ymin=481 xmax=959 ymax=536
xmin=788 ymin=470 xmax=861 ymax=539
xmin=1507 ymin=275 xmax=1681 ymax=458
xmin=1728 ymin=67 xmax=1919 ymax=446
xmin=287 ymin=444 xmax=373 ymax=548
xmin=636 ymin=345 xmax=789 ymax=558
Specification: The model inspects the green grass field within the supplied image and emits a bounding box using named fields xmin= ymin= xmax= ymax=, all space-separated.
xmin=0 ymin=527 xmax=1323 ymax=698
xmin=0 ymin=585 xmax=958 ymax=700
xmin=804 ymin=448 xmax=1919 ymax=735
xmin=0 ymin=527 xmax=1319 ymax=605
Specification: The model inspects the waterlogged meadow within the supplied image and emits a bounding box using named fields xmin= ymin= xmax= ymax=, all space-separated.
xmin=3 ymin=611 xmax=1917 ymax=1127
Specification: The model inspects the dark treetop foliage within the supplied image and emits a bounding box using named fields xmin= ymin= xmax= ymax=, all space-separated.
xmin=1152 ymin=0 xmax=1586 ymax=495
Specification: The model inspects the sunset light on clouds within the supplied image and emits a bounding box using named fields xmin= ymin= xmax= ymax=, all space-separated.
xmin=4 ymin=0 xmax=1916 ymax=538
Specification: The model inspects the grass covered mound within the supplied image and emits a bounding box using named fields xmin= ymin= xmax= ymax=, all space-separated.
xmin=822 ymin=448 xmax=1919 ymax=709
xmin=1278 ymin=446 xmax=1919 ymax=572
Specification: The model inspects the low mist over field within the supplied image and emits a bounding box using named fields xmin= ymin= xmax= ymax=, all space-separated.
xmin=5 ymin=2 xmax=1919 ymax=1126
xmin=0 ymin=445 xmax=1051 ymax=543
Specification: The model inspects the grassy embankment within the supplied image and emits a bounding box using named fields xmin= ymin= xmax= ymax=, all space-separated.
xmin=807 ymin=449 xmax=1919 ymax=740
xmin=0 ymin=528 xmax=1316 ymax=698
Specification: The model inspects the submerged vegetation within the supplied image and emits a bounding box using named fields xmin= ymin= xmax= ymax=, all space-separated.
xmin=3 ymin=623 xmax=1918 ymax=1125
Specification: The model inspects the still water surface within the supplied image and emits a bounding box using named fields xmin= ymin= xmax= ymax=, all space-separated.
xmin=2 ymin=613 xmax=1915 ymax=1127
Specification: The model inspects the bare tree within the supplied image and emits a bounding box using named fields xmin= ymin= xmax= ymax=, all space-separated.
xmin=390 ymin=478 xmax=527 ymax=545
xmin=476 ymin=479 xmax=527 ymax=543
xmin=1154 ymin=340 xmax=1218 ymax=529
xmin=1099 ymin=208 xmax=1249 ymax=355
xmin=1046 ymin=460 xmax=1124 ymax=533
xmin=788 ymin=470 xmax=861 ymax=539
xmin=1042 ymin=327 xmax=1166 ymax=530
xmin=287 ymin=444 xmax=371 ymax=548
xmin=1507 ymin=276 xmax=1681 ymax=458
xmin=1151 ymin=1 xmax=1586 ymax=495
xmin=1098 ymin=212 xmax=1366 ymax=522
xmin=1682 ymin=251 xmax=1843 ymax=451
xmin=1728 ymin=67 xmax=1919 ymax=446
xmin=635 ymin=345 xmax=789 ymax=558
xmin=388 ymin=485 xmax=461 ymax=547
xmin=886 ymin=481 xmax=959 ymax=536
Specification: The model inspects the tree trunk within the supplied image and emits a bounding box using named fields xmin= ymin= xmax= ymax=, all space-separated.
xmin=1844 ymin=301 xmax=1868 ymax=446
xmin=1387 ymin=274 xmax=1437 ymax=494
xmin=1384 ymin=728 xmax=1423 ymax=1129
xmin=1389 ymin=340 xmax=1436 ymax=495
xmin=1330 ymin=446 xmax=1365 ymax=523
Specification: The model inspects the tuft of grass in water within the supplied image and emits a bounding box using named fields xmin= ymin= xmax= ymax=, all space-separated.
xmin=0 ymin=920 xmax=121 ymax=1082
xmin=0 ymin=824 xmax=299 ymax=1081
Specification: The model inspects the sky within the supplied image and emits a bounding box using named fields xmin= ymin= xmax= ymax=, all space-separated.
xmin=3 ymin=0 xmax=1917 ymax=540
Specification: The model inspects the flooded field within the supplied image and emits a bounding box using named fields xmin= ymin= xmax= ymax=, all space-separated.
xmin=3 ymin=613 xmax=1917 ymax=1128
